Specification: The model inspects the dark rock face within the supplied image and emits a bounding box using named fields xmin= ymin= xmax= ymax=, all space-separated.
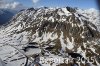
xmin=22 ymin=42 xmax=39 ymax=52
xmin=27 ymin=8 xmax=35 ymax=11
xmin=68 ymin=53 xmax=83 ymax=59
xmin=29 ymin=42 xmax=38 ymax=45
xmin=66 ymin=6 xmax=76 ymax=13
xmin=45 ymin=46 xmax=55 ymax=51
xmin=22 ymin=46 xmax=38 ymax=52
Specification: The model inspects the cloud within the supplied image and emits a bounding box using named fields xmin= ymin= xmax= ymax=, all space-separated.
xmin=32 ymin=0 xmax=40 ymax=4
xmin=6 ymin=2 xmax=26 ymax=10
xmin=0 ymin=0 xmax=26 ymax=10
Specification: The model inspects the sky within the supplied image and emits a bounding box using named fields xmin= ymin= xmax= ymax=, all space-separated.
xmin=0 ymin=0 xmax=99 ymax=10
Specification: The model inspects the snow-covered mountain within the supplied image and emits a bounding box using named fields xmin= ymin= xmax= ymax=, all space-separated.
xmin=0 ymin=9 xmax=17 ymax=25
xmin=77 ymin=8 xmax=100 ymax=31
xmin=0 ymin=7 xmax=100 ymax=66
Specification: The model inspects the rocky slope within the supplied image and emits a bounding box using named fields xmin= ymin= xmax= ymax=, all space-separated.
xmin=77 ymin=8 xmax=100 ymax=31
xmin=0 ymin=7 xmax=100 ymax=66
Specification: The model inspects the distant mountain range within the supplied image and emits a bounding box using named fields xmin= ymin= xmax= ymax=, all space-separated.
xmin=0 ymin=9 xmax=17 ymax=25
